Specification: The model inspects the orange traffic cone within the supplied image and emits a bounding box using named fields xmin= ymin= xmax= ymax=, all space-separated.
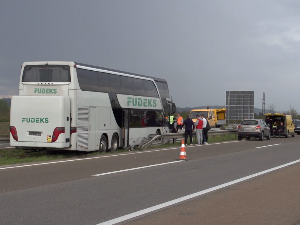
xmin=179 ymin=139 xmax=187 ymax=160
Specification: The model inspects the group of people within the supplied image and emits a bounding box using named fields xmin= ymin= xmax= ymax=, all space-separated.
xmin=169 ymin=113 xmax=183 ymax=133
xmin=168 ymin=113 xmax=210 ymax=145
xmin=266 ymin=117 xmax=285 ymax=136
xmin=181 ymin=113 xmax=209 ymax=145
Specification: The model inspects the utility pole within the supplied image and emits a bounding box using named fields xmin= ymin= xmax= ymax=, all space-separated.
xmin=262 ymin=92 xmax=265 ymax=116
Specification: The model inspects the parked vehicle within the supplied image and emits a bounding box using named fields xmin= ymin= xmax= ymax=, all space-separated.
xmin=10 ymin=61 xmax=176 ymax=152
xmin=293 ymin=120 xmax=300 ymax=135
xmin=264 ymin=113 xmax=295 ymax=138
xmin=237 ymin=119 xmax=270 ymax=141
xmin=190 ymin=108 xmax=226 ymax=128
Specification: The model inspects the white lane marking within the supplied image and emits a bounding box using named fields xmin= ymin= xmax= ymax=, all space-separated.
xmin=0 ymin=139 xmax=246 ymax=170
xmin=215 ymin=143 xmax=221 ymax=145
xmin=92 ymin=161 xmax=183 ymax=177
xmin=97 ymin=158 xmax=300 ymax=225
xmin=0 ymin=147 xmax=180 ymax=170
xmin=256 ymin=144 xmax=281 ymax=149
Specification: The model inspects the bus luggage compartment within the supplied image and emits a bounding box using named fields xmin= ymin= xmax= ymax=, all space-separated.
xmin=10 ymin=96 xmax=71 ymax=148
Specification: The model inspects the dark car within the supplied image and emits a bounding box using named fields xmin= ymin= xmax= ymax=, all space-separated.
xmin=238 ymin=119 xmax=271 ymax=141
xmin=294 ymin=120 xmax=300 ymax=134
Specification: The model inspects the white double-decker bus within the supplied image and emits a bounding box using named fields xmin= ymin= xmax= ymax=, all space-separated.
xmin=10 ymin=61 xmax=176 ymax=152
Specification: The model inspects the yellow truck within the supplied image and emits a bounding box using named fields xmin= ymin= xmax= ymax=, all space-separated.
xmin=264 ymin=113 xmax=295 ymax=138
xmin=190 ymin=108 xmax=226 ymax=128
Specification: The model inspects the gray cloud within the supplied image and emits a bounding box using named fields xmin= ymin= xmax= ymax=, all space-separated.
xmin=1 ymin=0 xmax=300 ymax=112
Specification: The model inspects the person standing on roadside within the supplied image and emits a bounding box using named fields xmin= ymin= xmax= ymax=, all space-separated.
xmin=173 ymin=118 xmax=178 ymax=133
xmin=195 ymin=115 xmax=203 ymax=145
xmin=266 ymin=116 xmax=273 ymax=135
xmin=183 ymin=114 xmax=195 ymax=145
xmin=177 ymin=113 xmax=183 ymax=131
xmin=169 ymin=114 xmax=174 ymax=131
xmin=201 ymin=114 xmax=208 ymax=144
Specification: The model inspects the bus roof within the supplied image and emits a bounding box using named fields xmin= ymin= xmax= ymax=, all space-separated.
xmin=22 ymin=61 xmax=168 ymax=83
xmin=75 ymin=62 xmax=168 ymax=83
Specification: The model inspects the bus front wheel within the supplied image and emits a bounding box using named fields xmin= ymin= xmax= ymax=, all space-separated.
xmin=111 ymin=133 xmax=119 ymax=151
xmin=99 ymin=135 xmax=108 ymax=153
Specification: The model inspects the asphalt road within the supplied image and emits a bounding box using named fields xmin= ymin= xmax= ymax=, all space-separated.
xmin=1 ymin=135 xmax=300 ymax=224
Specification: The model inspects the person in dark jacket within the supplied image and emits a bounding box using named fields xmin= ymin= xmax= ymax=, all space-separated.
xmin=266 ymin=116 xmax=273 ymax=135
xmin=277 ymin=121 xmax=285 ymax=136
xmin=183 ymin=114 xmax=195 ymax=145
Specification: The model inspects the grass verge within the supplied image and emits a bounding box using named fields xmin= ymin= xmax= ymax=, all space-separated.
xmin=0 ymin=133 xmax=237 ymax=166
xmin=0 ymin=122 xmax=9 ymax=136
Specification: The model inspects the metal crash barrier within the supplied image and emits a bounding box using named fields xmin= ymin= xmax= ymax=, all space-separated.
xmin=139 ymin=129 xmax=238 ymax=150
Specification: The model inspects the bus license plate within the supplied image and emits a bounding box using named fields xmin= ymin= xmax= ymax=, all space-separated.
xmin=29 ymin=131 xmax=41 ymax=136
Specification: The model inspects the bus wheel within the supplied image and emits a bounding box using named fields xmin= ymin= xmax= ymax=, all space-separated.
xmin=111 ymin=133 xmax=119 ymax=151
xmin=99 ymin=135 xmax=108 ymax=153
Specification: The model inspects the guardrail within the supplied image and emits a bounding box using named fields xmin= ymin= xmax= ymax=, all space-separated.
xmin=140 ymin=129 xmax=238 ymax=149
xmin=0 ymin=137 xmax=9 ymax=141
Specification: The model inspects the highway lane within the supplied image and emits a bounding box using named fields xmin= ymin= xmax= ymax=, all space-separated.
xmin=0 ymin=137 xmax=294 ymax=192
xmin=0 ymin=136 xmax=300 ymax=224
xmin=129 ymin=162 xmax=300 ymax=225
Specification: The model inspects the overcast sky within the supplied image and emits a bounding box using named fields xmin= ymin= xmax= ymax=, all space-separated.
xmin=1 ymin=0 xmax=300 ymax=112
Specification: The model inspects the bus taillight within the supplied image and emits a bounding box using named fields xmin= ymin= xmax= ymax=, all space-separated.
xmin=52 ymin=127 xmax=65 ymax=142
xmin=10 ymin=126 xmax=18 ymax=141
xmin=71 ymin=127 xmax=77 ymax=134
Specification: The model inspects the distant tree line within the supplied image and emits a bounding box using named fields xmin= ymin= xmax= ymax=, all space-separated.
xmin=255 ymin=106 xmax=300 ymax=120
xmin=0 ymin=99 xmax=10 ymax=122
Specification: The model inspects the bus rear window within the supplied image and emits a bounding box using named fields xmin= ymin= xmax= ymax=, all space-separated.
xmin=22 ymin=65 xmax=71 ymax=82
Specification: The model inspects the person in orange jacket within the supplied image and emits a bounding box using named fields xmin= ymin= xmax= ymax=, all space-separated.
xmin=177 ymin=113 xmax=183 ymax=130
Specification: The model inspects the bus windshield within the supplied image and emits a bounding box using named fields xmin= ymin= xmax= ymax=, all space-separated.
xmin=22 ymin=65 xmax=71 ymax=82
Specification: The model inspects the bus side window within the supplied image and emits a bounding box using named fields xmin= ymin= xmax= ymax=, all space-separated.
xmin=144 ymin=80 xmax=159 ymax=98
xmin=110 ymin=74 xmax=121 ymax=93
xmin=133 ymin=78 xmax=144 ymax=96
xmin=120 ymin=76 xmax=133 ymax=95
xmin=98 ymin=72 xmax=111 ymax=93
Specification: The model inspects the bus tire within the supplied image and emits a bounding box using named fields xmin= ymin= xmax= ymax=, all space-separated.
xmin=99 ymin=135 xmax=108 ymax=153
xmin=111 ymin=133 xmax=119 ymax=151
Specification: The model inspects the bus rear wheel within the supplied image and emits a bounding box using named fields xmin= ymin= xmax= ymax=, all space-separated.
xmin=111 ymin=133 xmax=119 ymax=151
xmin=99 ymin=135 xmax=108 ymax=153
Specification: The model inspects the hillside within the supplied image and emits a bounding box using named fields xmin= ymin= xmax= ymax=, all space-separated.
xmin=176 ymin=105 xmax=263 ymax=114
